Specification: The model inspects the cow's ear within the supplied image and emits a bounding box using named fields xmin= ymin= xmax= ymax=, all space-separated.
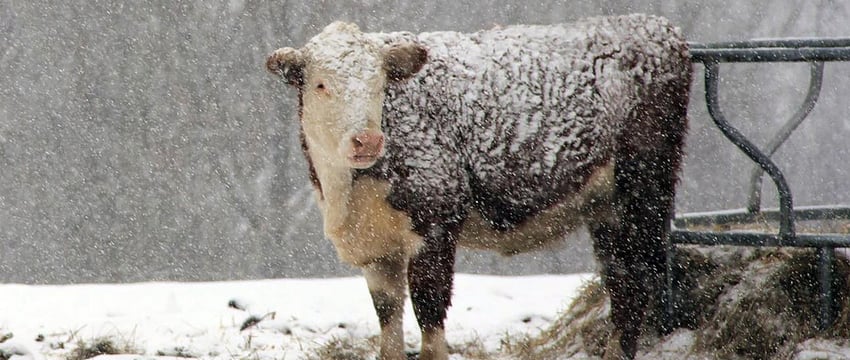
xmin=266 ymin=47 xmax=306 ymax=87
xmin=383 ymin=42 xmax=428 ymax=82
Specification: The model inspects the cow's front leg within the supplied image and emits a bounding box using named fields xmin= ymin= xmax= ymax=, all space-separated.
xmin=408 ymin=223 xmax=459 ymax=360
xmin=364 ymin=256 xmax=409 ymax=360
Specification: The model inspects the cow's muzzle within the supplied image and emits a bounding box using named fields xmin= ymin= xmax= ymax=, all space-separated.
xmin=348 ymin=131 xmax=385 ymax=168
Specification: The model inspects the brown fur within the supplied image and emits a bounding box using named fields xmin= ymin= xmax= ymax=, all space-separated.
xmin=383 ymin=43 xmax=429 ymax=82
xmin=267 ymin=48 xmax=305 ymax=87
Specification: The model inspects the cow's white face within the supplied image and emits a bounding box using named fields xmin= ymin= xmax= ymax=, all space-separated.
xmin=267 ymin=22 xmax=427 ymax=169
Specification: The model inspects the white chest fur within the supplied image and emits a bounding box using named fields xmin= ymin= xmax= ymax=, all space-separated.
xmin=317 ymin=173 xmax=423 ymax=266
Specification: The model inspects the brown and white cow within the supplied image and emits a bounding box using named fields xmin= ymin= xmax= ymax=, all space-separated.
xmin=266 ymin=14 xmax=691 ymax=360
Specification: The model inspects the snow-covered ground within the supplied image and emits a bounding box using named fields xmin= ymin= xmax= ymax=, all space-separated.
xmin=0 ymin=273 xmax=594 ymax=359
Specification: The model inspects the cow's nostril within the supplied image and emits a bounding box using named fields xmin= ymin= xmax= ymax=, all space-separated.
xmin=351 ymin=132 xmax=384 ymax=156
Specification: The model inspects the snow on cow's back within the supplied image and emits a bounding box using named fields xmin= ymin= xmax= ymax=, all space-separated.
xmin=375 ymin=14 xmax=688 ymax=208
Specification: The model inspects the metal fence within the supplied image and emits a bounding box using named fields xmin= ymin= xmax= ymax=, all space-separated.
xmin=665 ymin=38 xmax=850 ymax=331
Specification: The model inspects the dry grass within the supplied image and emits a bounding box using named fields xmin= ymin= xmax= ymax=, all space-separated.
xmin=502 ymin=280 xmax=612 ymax=360
xmin=306 ymin=334 xmax=499 ymax=360
xmin=448 ymin=336 xmax=493 ymax=360
xmin=65 ymin=336 xmax=138 ymax=360
xmin=305 ymin=336 xmax=381 ymax=360
xmin=507 ymin=246 xmax=849 ymax=360
xmin=0 ymin=332 xmax=13 ymax=360
xmin=696 ymin=248 xmax=850 ymax=359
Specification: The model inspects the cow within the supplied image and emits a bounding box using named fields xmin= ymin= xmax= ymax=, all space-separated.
xmin=265 ymin=14 xmax=691 ymax=360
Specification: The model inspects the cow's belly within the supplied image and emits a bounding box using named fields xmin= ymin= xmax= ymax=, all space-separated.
xmin=457 ymin=162 xmax=614 ymax=255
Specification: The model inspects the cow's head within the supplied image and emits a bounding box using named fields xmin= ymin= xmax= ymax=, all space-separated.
xmin=267 ymin=22 xmax=428 ymax=169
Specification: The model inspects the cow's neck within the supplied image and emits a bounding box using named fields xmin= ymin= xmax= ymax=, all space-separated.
xmin=312 ymin=159 xmax=354 ymax=237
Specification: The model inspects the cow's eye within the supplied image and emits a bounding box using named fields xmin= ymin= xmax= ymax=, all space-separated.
xmin=314 ymin=81 xmax=330 ymax=95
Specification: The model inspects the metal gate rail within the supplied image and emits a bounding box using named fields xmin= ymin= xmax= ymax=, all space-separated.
xmin=665 ymin=38 xmax=850 ymax=332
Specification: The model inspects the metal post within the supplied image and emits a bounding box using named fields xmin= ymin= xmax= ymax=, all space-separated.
xmin=663 ymin=232 xmax=675 ymax=333
xmin=817 ymin=246 xmax=836 ymax=330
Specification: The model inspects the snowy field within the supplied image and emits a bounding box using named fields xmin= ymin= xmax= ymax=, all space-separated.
xmin=0 ymin=273 xmax=594 ymax=359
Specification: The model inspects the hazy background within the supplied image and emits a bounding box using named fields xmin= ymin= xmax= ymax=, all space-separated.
xmin=1 ymin=0 xmax=848 ymax=283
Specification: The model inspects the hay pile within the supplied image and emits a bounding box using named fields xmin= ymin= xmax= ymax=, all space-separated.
xmin=507 ymin=247 xmax=850 ymax=359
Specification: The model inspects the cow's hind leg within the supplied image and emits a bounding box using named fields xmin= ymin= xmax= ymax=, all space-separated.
xmin=408 ymin=223 xmax=460 ymax=360
xmin=592 ymin=147 xmax=679 ymax=359
xmin=364 ymin=256 xmax=409 ymax=360
xmin=595 ymin=141 xmax=684 ymax=359
xmin=606 ymin=148 xmax=677 ymax=359
xmin=594 ymin=63 xmax=689 ymax=359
